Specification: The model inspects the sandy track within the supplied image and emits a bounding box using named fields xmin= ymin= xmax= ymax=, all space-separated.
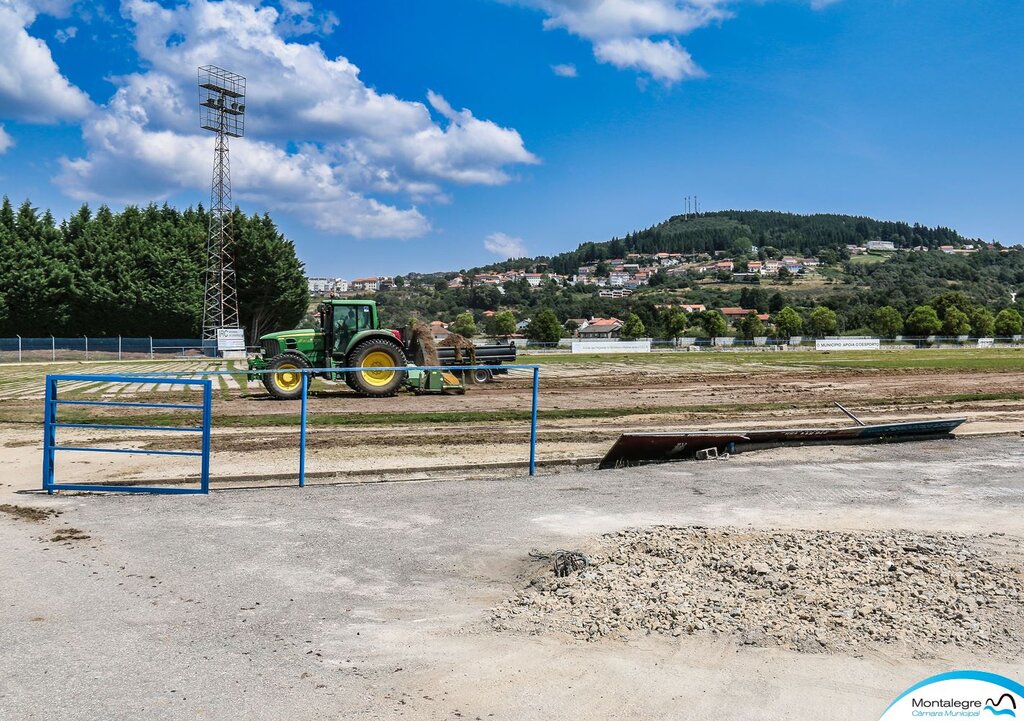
xmin=2 ymin=438 xmax=1023 ymax=720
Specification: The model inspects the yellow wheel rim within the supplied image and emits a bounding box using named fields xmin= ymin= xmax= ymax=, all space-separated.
xmin=361 ymin=351 xmax=396 ymax=387
xmin=274 ymin=362 xmax=301 ymax=392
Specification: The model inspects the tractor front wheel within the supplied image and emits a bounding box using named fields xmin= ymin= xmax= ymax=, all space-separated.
xmin=346 ymin=339 xmax=407 ymax=397
xmin=263 ymin=353 xmax=311 ymax=400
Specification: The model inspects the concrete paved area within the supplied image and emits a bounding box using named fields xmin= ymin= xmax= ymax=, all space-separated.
xmin=1 ymin=436 xmax=1023 ymax=720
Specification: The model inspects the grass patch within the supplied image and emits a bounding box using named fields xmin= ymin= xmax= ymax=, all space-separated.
xmin=848 ymin=253 xmax=891 ymax=265
xmin=50 ymin=527 xmax=90 ymax=542
xmin=0 ymin=504 xmax=61 ymax=522
xmin=522 ymin=348 xmax=1024 ymax=371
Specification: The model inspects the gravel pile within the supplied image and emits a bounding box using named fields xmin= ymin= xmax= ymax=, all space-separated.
xmin=491 ymin=526 xmax=1024 ymax=655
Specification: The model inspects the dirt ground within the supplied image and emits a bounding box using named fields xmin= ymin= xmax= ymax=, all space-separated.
xmin=2 ymin=356 xmax=1023 ymax=485
xmin=2 ymin=355 xmax=1024 ymax=719
xmin=1 ymin=438 xmax=1022 ymax=720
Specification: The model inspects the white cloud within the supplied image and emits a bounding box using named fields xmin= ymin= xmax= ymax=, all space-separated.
xmin=484 ymin=232 xmax=527 ymax=258
xmin=275 ymin=0 xmax=338 ymax=37
xmin=0 ymin=0 xmax=93 ymax=122
xmin=594 ymin=37 xmax=702 ymax=82
xmin=516 ymin=1 xmax=839 ymax=82
xmin=516 ymin=0 xmax=731 ymax=82
xmin=534 ymin=0 xmax=730 ymax=39
xmin=54 ymin=25 xmax=77 ymax=43
xmin=54 ymin=0 xmax=538 ymax=239
xmin=0 ymin=124 xmax=13 ymax=154
xmin=551 ymin=63 xmax=578 ymax=77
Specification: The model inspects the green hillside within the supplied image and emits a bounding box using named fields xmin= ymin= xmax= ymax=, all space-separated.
xmin=484 ymin=210 xmax=977 ymax=276
xmin=375 ymin=211 xmax=1024 ymax=339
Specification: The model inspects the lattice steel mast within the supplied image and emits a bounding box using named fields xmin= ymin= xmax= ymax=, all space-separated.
xmin=198 ymin=65 xmax=246 ymax=341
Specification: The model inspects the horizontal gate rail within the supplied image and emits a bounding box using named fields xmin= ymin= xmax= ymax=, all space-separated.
xmin=42 ymin=374 xmax=212 ymax=495
xmin=57 ymin=400 xmax=206 ymax=410
xmin=122 ymin=364 xmax=542 ymax=484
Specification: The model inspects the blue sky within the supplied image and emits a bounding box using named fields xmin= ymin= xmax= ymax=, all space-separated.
xmin=0 ymin=0 xmax=1021 ymax=278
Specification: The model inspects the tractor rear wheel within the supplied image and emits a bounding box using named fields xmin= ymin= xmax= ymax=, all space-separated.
xmin=346 ymin=339 xmax=407 ymax=397
xmin=263 ymin=353 xmax=311 ymax=400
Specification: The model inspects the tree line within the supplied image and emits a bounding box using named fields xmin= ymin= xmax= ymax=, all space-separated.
xmin=0 ymin=197 xmax=308 ymax=341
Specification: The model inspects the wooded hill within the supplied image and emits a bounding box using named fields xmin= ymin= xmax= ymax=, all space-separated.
xmin=484 ymin=210 xmax=981 ymax=276
xmin=375 ymin=211 xmax=1023 ymax=338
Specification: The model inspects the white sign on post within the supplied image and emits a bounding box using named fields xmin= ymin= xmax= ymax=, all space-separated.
xmin=977 ymin=338 xmax=994 ymax=348
xmin=815 ymin=338 xmax=880 ymax=351
xmin=216 ymin=327 xmax=246 ymax=352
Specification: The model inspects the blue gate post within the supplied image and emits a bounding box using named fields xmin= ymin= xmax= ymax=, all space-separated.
xmin=201 ymin=380 xmax=212 ymax=493
xmin=41 ymin=376 xmax=57 ymax=494
xmin=298 ymin=372 xmax=308 ymax=487
xmin=529 ymin=367 xmax=539 ymax=476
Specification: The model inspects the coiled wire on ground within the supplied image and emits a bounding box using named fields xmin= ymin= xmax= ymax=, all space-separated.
xmin=529 ymin=549 xmax=591 ymax=577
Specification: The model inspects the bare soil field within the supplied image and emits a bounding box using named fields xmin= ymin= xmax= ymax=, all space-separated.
xmin=1 ymin=351 xmax=1023 ymax=485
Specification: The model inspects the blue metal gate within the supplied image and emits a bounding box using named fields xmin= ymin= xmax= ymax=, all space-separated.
xmin=41 ymin=374 xmax=212 ymax=494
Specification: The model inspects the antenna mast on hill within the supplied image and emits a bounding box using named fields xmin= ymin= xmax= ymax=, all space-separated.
xmin=198 ymin=65 xmax=246 ymax=344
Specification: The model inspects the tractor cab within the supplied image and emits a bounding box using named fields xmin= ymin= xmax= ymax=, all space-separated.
xmin=319 ymin=300 xmax=379 ymax=361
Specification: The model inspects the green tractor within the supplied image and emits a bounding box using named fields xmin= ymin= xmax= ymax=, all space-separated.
xmin=247 ymin=299 xmax=516 ymax=400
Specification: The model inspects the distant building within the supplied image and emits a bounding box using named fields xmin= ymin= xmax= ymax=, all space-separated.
xmin=608 ymin=271 xmax=630 ymax=287
xmin=866 ymin=240 xmax=896 ymax=251
xmin=719 ymin=307 xmax=770 ymax=326
xmin=598 ymin=288 xmax=632 ymax=298
xmin=308 ymin=277 xmax=349 ymax=294
xmin=577 ymin=317 xmax=623 ymax=339
xmin=429 ymin=320 xmax=449 ymax=341
xmin=350 ymin=277 xmax=380 ymax=292
xmin=308 ymin=277 xmax=334 ymax=294
xmin=654 ymin=303 xmax=705 ymax=313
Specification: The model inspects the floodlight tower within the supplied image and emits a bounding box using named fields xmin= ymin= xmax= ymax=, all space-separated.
xmin=198 ymin=65 xmax=246 ymax=343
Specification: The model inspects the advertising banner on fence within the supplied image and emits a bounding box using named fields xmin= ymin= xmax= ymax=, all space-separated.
xmin=978 ymin=337 xmax=995 ymax=348
xmin=815 ymin=338 xmax=880 ymax=351
xmin=571 ymin=340 xmax=651 ymax=354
